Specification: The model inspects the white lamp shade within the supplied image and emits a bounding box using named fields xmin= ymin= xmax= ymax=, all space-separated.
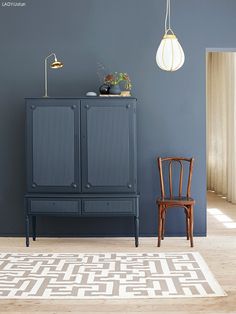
xmin=156 ymin=34 xmax=185 ymax=71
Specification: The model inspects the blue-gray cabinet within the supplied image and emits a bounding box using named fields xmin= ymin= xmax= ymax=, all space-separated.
xmin=25 ymin=97 xmax=139 ymax=247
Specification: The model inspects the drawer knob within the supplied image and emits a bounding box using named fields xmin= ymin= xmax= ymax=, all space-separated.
xmin=126 ymin=104 xmax=130 ymax=109
xmin=71 ymin=105 xmax=77 ymax=109
xmin=31 ymin=105 xmax=36 ymax=110
xmin=128 ymin=184 xmax=132 ymax=189
xmin=85 ymin=104 xmax=89 ymax=109
xmin=72 ymin=183 xmax=77 ymax=188
xmin=86 ymin=183 xmax=90 ymax=189
xmin=32 ymin=183 xmax=36 ymax=188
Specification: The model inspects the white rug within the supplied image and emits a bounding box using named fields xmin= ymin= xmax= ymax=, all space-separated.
xmin=0 ymin=252 xmax=226 ymax=299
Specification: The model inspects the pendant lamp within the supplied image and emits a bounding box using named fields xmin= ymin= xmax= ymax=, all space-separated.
xmin=156 ymin=0 xmax=185 ymax=71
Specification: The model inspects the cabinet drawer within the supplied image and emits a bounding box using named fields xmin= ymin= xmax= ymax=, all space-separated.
xmin=29 ymin=199 xmax=80 ymax=214
xmin=82 ymin=199 xmax=135 ymax=215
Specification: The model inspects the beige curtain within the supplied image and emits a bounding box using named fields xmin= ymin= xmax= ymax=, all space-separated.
xmin=207 ymin=52 xmax=236 ymax=203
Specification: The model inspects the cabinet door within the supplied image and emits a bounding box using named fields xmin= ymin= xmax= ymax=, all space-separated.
xmin=81 ymin=99 xmax=137 ymax=193
xmin=26 ymin=99 xmax=80 ymax=192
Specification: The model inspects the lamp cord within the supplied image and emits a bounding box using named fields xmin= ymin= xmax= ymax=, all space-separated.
xmin=164 ymin=0 xmax=171 ymax=33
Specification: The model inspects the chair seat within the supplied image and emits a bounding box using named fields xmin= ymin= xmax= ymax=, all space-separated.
xmin=157 ymin=196 xmax=195 ymax=205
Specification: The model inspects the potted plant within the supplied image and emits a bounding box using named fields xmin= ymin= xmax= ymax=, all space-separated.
xmin=104 ymin=72 xmax=132 ymax=95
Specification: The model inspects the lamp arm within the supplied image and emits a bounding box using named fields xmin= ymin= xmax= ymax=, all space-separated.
xmin=44 ymin=52 xmax=57 ymax=97
xmin=45 ymin=52 xmax=57 ymax=62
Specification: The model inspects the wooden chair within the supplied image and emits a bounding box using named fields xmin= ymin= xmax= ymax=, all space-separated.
xmin=156 ymin=157 xmax=195 ymax=247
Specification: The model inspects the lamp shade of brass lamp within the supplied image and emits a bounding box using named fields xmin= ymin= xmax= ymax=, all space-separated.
xmin=44 ymin=52 xmax=63 ymax=97
xmin=156 ymin=0 xmax=185 ymax=71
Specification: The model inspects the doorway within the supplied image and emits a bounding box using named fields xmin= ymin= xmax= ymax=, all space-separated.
xmin=206 ymin=50 xmax=236 ymax=230
xmin=206 ymin=50 xmax=236 ymax=201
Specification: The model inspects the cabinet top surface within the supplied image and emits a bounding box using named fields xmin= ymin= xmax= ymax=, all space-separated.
xmin=25 ymin=97 xmax=137 ymax=100
xmin=25 ymin=193 xmax=140 ymax=198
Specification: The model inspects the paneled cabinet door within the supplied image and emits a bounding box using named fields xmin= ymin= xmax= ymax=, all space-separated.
xmin=26 ymin=99 xmax=80 ymax=192
xmin=81 ymin=99 xmax=137 ymax=193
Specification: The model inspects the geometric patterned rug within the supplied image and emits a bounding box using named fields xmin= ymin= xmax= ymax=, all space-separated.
xmin=0 ymin=252 xmax=226 ymax=299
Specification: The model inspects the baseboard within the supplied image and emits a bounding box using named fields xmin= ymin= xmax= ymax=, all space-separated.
xmin=0 ymin=232 xmax=207 ymax=237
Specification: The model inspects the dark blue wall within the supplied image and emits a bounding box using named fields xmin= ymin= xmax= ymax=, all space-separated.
xmin=0 ymin=0 xmax=235 ymax=237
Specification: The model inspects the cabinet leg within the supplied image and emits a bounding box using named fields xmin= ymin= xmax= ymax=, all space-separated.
xmin=25 ymin=215 xmax=30 ymax=247
xmin=134 ymin=216 xmax=139 ymax=247
xmin=32 ymin=216 xmax=36 ymax=241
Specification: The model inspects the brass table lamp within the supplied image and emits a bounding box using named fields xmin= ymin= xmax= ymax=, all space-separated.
xmin=44 ymin=52 xmax=63 ymax=97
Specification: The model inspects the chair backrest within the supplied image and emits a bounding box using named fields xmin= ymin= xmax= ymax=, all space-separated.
xmin=157 ymin=157 xmax=194 ymax=199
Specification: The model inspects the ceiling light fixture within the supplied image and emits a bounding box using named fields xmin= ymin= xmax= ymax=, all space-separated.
xmin=156 ymin=0 xmax=185 ymax=71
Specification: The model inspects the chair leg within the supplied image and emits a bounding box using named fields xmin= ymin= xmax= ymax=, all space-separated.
xmin=157 ymin=205 xmax=162 ymax=247
xmin=185 ymin=208 xmax=189 ymax=240
xmin=162 ymin=209 xmax=165 ymax=240
xmin=189 ymin=205 xmax=194 ymax=247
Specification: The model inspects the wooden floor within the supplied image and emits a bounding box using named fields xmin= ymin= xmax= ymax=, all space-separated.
xmin=0 ymin=191 xmax=236 ymax=313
